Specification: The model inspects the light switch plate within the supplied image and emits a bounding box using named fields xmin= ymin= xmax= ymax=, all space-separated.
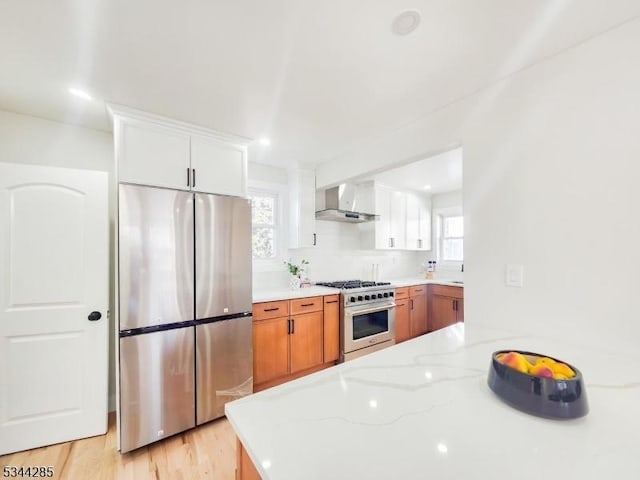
xmin=506 ymin=264 xmax=524 ymax=287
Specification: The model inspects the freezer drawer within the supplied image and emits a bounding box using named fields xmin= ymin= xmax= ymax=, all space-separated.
xmin=196 ymin=316 xmax=253 ymax=424
xmin=119 ymin=328 xmax=195 ymax=453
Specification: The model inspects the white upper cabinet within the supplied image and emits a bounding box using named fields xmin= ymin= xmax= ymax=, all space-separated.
xmin=118 ymin=121 xmax=191 ymax=190
xmin=110 ymin=104 xmax=249 ymax=197
xmin=361 ymin=184 xmax=406 ymax=250
xmin=289 ymin=168 xmax=316 ymax=248
xmin=190 ymin=135 xmax=247 ymax=197
xmin=388 ymin=189 xmax=406 ymax=249
xmin=361 ymin=183 xmax=431 ymax=251
xmin=406 ymin=193 xmax=431 ymax=251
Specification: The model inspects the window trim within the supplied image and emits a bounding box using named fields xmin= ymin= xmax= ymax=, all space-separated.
xmin=248 ymin=181 xmax=288 ymax=272
xmin=435 ymin=206 xmax=463 ymax=268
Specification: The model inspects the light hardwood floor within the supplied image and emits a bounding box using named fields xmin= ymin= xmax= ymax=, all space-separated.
xmin=0 ymin=413 xmax=237 ymax=480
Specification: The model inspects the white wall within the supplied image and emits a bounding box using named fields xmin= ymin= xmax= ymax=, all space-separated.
xmin=249 ymin=163 xmax=428 ymax=289
xmin=317 ymin=19 xmax=640 ymax=358
xmin=0 ymin=110 xmax=118 ymax=408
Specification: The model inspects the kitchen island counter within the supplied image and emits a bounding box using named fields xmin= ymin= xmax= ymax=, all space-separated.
xmin=226 ymin=323 xmax=639 ymax=479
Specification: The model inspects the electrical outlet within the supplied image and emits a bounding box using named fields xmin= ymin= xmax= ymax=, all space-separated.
xmin=506 ymin=264 xmax=524 ymax=287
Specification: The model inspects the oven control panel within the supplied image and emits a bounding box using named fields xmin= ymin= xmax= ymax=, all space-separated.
xmin=343 ymin=288 xmax=396 ymax=307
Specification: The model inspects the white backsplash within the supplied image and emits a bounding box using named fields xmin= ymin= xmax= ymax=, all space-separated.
xmin=253 ymin=221 xmax=429 ymax=289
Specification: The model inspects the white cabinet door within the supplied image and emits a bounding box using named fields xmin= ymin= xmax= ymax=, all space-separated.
xmin=418 ymin=197 xmax=432 ymax=250
xmin=289 ymin=169 xmax=316 ymax=248
xmin=374 ymin=186 xmax=391 ymax=249
xmin=118 ymin=121 xmax=190 ymax=190
xmin=406 ymin=194 xmax=421 ymax=250
xmin=389 ymin=190 xmax=406 ymax=249
xmin=0 ymin=162 xmax=108 ymax=455
xmin=190 ymin=135 xmax=247 ymax=197
xmin=406 ymin=193 xmax=431 ymax=250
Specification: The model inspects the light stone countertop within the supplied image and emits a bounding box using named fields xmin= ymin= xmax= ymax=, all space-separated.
xmin=226 ymin=323 xmax=640 ymax=479
xmin=252 ymin=285 xmax=341 ymax=303
xmin=252 ymin=279 xmax=461 ymax=303
xmin=389 ymin=277 xmax=464 ymax=288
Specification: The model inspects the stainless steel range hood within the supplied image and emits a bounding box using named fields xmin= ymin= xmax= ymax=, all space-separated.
xmin=315 ymin=184 xmax=378 ymax=223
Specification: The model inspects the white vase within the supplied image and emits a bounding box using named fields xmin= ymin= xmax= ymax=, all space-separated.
xmin=289 ymin=274 xmax=301 ymax=290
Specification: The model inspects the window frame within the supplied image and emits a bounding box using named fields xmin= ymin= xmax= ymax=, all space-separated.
xmin=248 ymin=181 xmax=288 ymax=272
xmin=435 ymin=207 xmax=464 ymax=268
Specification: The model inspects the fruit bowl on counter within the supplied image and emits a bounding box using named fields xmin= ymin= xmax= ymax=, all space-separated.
xmin=487 ymin=350 xmax=589 ymax=419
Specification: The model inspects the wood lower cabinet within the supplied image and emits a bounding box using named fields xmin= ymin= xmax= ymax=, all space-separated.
xmin=237 ymin=439 xmax=261 ymax=480
xmin=429 ymin=285 xmax=464 ymax=332
xmin=289 ymin=311 xmax=323 ymax=374
xmin=394 ymin=288 xmax=411 ymax=343
xmin=323 ymin=295 xmax=340 ymax=363
xmin=409 ymin=285 xmax=428 ymax=337
xmin=394 ymin=285 xmax=428 ymax=342
xmin=253 ymin=294 xmax=338 ymax=391
xmin=253 ymin=317 xmax=289 ymax=384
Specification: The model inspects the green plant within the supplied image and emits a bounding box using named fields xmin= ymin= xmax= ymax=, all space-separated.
xmin=284 ymin=259 xmax=309 ymax=277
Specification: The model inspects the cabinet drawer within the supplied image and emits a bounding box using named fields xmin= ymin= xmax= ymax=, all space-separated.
xmin=290 ymin=296 xmax=323 ymax=315
xmin=253 ymin=300 xmax=289 ymax=321
xmin=431 ymin=285 xmax=463 ymax=298
xmin=395 ymin=287 xmax=409 ymax=300
xmin=410 ymin=285 xmax=426 ymax=296
xmin=323 ymin=294 xmax=340 ymax=305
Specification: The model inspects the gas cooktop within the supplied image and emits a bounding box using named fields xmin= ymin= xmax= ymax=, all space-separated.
xmin=315 ymin=280 xmax=392 ymax=290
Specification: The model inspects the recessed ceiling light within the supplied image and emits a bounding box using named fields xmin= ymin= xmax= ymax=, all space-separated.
xmin=258 ymin=137 xmax=271 ymax=147
xmin=423 ymin=185 xmax=432 ymax=190
xmin=392 ymin=10 xmax=421 ymax=36
xmin=68 ymin=87 xmax=93 ymax=101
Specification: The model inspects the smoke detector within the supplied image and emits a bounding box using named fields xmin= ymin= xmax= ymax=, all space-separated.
xmin=392 ymin=10 xmax=421 ymax=36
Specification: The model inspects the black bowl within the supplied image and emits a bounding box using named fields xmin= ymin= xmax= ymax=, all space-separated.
xmin=487 ymin=350 xmax=589 ymax=419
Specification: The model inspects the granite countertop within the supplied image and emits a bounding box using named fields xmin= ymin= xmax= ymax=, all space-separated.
xmin=226 ymin=323 xmax=639 ymax=479
xmin=252 ymin=279 xmax=462 ymax=303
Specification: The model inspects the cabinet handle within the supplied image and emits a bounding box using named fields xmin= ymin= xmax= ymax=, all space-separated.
xmin=300 ymin=303 xmax=314 ymax=307
xmin=263 ymin=307 xmax=279 ymax=312
xmin=287 ymin=319 xmax=292 ymax=334
xmin=192 ymin=168 xmax=196 ymax=188
xmin=453 ymin=300 xmax=458 ymax=311
xmin=418 ymin=239 xmax=423 ymax=249
xmin=187 ymin=167 xmax=190 ymax=187
xmin=291 ymin=318 xmax=295 ymax=334
xmin=313 ymin=233 xmax=317 ymax=246
xmin=410 ymin=299 xmax=414 ymax=310
xmin=325 ymin=300 xmax=338 ymax=304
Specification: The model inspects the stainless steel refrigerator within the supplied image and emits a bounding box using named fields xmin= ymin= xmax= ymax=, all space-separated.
xmin=117 ymin=184 xmax=252 ymax=453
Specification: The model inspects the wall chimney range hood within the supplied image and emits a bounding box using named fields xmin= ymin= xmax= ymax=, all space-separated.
xmin=315 ymin=184 xmax=378 ymax=223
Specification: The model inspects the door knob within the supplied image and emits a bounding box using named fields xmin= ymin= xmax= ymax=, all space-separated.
xmin=88 ymin=311 xmax=102 ymax=321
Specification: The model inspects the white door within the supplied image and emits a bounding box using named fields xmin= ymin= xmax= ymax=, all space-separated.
xmin=0 ymin=162 xmax=108 ymax=455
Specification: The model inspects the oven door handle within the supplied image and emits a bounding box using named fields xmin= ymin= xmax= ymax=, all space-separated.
xmin=348 ymin=303 xmax=396 ymax=316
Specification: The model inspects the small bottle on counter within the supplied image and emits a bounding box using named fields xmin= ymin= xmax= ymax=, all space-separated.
xmin=425 ymin=260 xmax=434 ymax=279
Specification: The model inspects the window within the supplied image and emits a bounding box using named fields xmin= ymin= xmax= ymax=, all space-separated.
xmin=249 ymin=190 xmax=278 ymax=259
xmin=439 ymin=215 xmax=464 ymax=262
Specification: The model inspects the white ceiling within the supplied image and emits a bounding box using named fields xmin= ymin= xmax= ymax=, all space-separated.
xmin=2 ymin=1 xmax=640 ymax=168
xmin=365 ymin=147 xmax=462 ymax=195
